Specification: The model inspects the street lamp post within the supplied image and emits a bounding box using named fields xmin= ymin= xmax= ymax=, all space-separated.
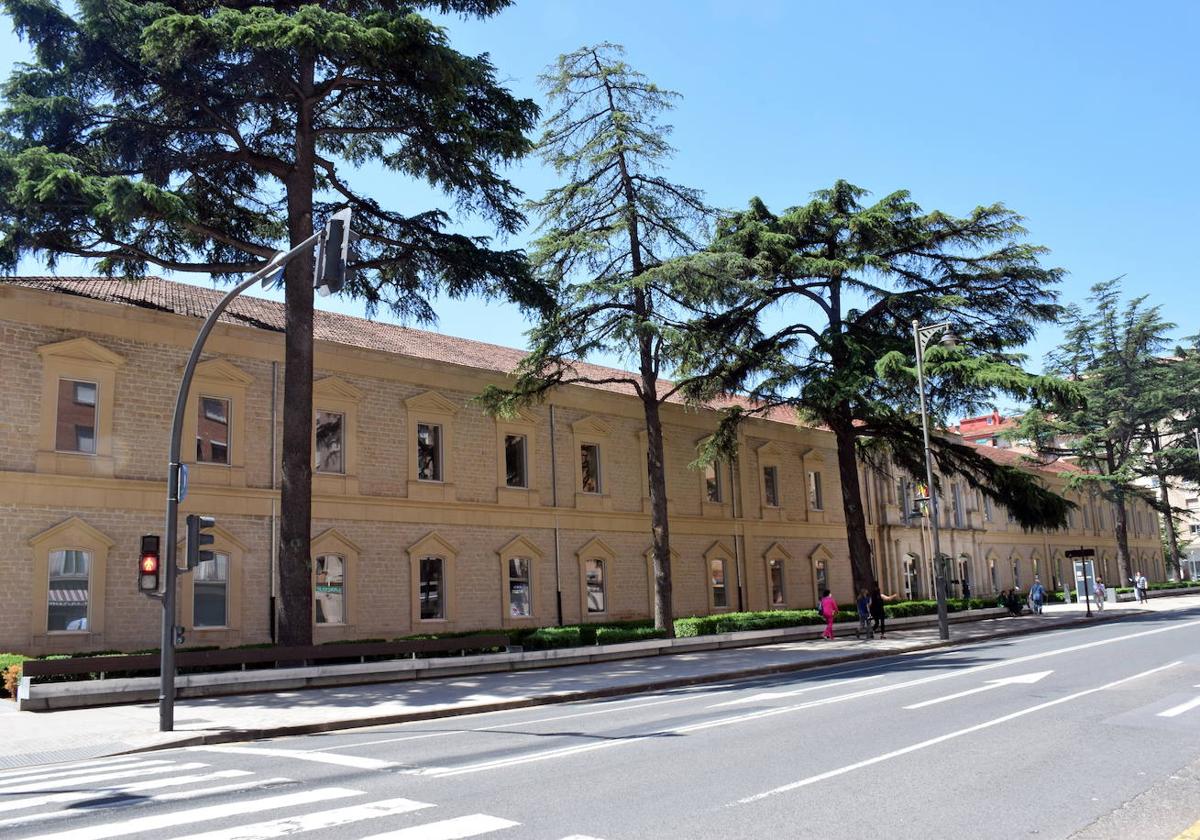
xmin=913 ymin=319 xmax=959 ymax=642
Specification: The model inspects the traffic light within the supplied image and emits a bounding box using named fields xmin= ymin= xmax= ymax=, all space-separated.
xmin=138 ymin=534 xmax=161 ymax=593
xmin=185 ymin=514 xmax=216 ymax=570
xmin=174 ymin=625 xmax=186 ymax=647
xmin=315 ymin=207 xmax=352 ymax=296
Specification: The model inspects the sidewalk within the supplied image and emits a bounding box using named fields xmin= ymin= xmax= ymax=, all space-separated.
xmin=2 ymin=594 xmax=1196 ymax=770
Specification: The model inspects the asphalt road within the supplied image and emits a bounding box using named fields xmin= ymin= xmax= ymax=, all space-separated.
xmin=5 ymin=608 xmax=1200 ymax=840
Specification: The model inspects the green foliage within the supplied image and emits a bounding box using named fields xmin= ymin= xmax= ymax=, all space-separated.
xmin=595 ymin=626 xmax=668 ymax=645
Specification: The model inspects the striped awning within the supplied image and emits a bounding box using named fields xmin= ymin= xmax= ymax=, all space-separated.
xmin=48 ymin=589 xmax=89 ymax=606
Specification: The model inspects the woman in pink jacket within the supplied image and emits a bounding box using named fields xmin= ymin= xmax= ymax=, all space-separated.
xmin=819 ymin=589 xmax=838 ymax=639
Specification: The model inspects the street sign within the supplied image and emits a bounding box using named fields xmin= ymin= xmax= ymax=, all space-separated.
xmin=178 ymin=463 xmax=189 ymax=502
xmin=1064 ymin=548 xmax=1095 ymax=558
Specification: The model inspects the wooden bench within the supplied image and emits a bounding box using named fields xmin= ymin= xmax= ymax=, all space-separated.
xmin=21 ymin=634 xmax=510 ymax=681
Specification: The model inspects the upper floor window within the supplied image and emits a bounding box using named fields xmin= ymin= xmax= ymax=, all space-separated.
xmin=508 ymin=556 xmax=532 ymax=617
xmin=705 ymin=462 xmax=723 ymax=503
xmin=763 ymin=466 xmax=780 ymax=507
xmin=56 ymin=379 xmax=97 ymax=454
xmin=420 ymin=556 xmax=445 ymax=619
xmin=581 ymin=443 xmax=602 ymax=493
xmin=315 ymin=554 xmax=345 ymax=625
xmin=48 ymin=549 xmax=90 ymax=632
xmin=808 ymin=471 xmax=824 ymax=511
xmin=505 ymin=434 xmax=528 ymax=488
xmin=417 ymin=423 xmax=443 ymax=482
xmin=196 ymin=396 xmax=230 ymax=465
xmin=1186 ymin=497 xmax=1199 ymax=510
xmin=585 ymin=557 xmax=606 ymax=613
xmin=982 ymin=494 xmax=993 ymax=522
xmin=194 ymin=552 xmax=229 ymax=628
xmin=315 ymin=410 xmax=345 ymax=474
xmin=952 ymin=483 xmax=964 ymax=528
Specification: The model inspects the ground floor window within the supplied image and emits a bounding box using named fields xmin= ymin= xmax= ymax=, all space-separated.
xmin=194 ymin=552 xmax=229 ymax=628
xmin=585 ymin=558 xmax=606 ymax=613
xmin=48 ymin=549 xmax=90 ymax=631
xmin=420 ymin=556 xmax=445 ymax=619
xmin=315 ymin=554 xmax=345 ymax=625
xmin=711 ymin=557 xmax=728 ymax=608
xmin=769 ymin=558 xmax=785 ymax=606
xmin=814 ymin=558 xmax=828 ymax=603
xmin=508 ymin=556 xmax=532 ymax=617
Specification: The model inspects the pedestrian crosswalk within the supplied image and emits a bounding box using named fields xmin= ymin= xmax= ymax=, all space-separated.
xmin=0 ymin=754 xmax=604 ymax=840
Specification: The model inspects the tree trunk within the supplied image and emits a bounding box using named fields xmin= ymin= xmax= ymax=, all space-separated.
xmin=1112 ymin=490 xmax=1132 ymax=587
xmin=276 ymin=56 xmax=317 ymax=647
xmin=642 ymin=370 xmax=675 ymax=636
xmin=832 ymin=407 xmax=875 ymax=594
xmin=1149 ymin=432 xmax=1183 ymax=579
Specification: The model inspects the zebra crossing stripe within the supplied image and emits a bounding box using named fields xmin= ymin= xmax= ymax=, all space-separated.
xmin=0 ymin=769 xmax=253 ymax=813
xmin=358 ymin=814 xmax=520 ymax=840
xmin=188 ymin=745 xmax=394 ymax=770
xmin=169 ymin=797 xmax=434 ymax=840
xmin=0 ymin=758 xmax=178 ymax=789
xmin=19 ymin=786 xmax=361 ymax=840
xmin=0 ymin=761 xmax=209 ymax=795
xmin=0 ymin=755 xmax=147 ymax=781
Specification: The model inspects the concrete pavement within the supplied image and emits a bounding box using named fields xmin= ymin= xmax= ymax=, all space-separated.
xmin=2 ymin=594 xmax=1195 ymax=770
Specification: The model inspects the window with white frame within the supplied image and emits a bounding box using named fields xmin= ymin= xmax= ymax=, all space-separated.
xmin=585 ymin=558 xmax=606 ymax=613
xmin=315 ymin=410 xmax=345 ymax=474
xmin=808 ymin=471 xmax=824 ymax=511
xmin=194 ymin=552 xmax=229 ymax=628
xmin=419 ymin=556 xmax=445 ymax=619
xmin=417 ymin=423 xmax=443 ymax=481
xmin=508 ymin=556 xmax=532 ymax=617
xmin=47 ymin=549 xmax=90 ymax=631
xmin=314 ymin=554 xmax=345 ymax=625
xmin=56 ymin=379 xmax=97 ymax=454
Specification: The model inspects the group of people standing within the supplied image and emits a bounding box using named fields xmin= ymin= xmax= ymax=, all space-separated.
xmin=814 ymin=583 xmax=897 ymax=641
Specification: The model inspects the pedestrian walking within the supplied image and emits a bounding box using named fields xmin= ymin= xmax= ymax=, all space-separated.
xmin=1135 ymin=571 xmax=1148 ymax=604
xmin=819 ymin=589 xmax=838 ymax=639
xmin=869 ymin=582 xmax=896 ymax=638
xmin=1029 ymin=577 xmax=1046 ymax=615
xmin=1093 ymin=577 xmax=1105 ymax=611
xmin=856 ymin=588 xmax=874 ymax=640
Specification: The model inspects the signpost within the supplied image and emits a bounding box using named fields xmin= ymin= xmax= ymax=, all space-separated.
xmin=1065 ymin=548 xmax=1096 ymax=618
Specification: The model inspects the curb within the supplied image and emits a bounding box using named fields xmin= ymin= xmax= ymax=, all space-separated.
xmin=110 ymin=606 xmax=1140 ymax=758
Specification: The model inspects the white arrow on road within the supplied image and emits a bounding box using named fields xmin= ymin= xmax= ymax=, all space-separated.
xmin=903 ymin=670 xmax=1053 ymax=710
xmin=1156 ymin=685 xmax=1200 ymax=718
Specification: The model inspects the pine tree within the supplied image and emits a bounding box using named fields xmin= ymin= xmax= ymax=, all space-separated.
xmin=680 ymin=183 xmax=1072 ymax=593
xmin=0 ymin=0 xmax=546 ymax=645
xmin=479 ymin=43 xmax=738 ymax=635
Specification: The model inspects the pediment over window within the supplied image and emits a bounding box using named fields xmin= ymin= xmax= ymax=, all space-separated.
xmin=576 ymin=536 xmax=615 ymax=561
xmin=314 ymin=376 xmax=363 ymax=403
xmin=643 ymin=545 xmax=680 ymax=563
xmin=572 ymin=416 xmax=611 ymax=437
xmin=497 ymin=535 xmax=544 ymax=560
xmin=405 ymin=390 xmax=459 ymax=415
xmin=763 ymin=542 xmax=792 ymax=563
xmin=174 ymin=523 xmax=247 ymax=553
xmin=809 ymin=543 xmax=835 ymax=564
xmin=192 ymin=358 xmax=253 ymax=386
xmin=37 ymin=337 xmax=124 ymax=367
xmin=756 ymin=441 xmax=785 ymax=461
xmin=312 ymin=528 xmax=361 ymax=556
xmin=704 ymin=540 xmax=735 ymax=562
xmin=408 ymin=530 xmax=458 ymax=560
xmin=28 ymin=516 xmax=114 ymax=549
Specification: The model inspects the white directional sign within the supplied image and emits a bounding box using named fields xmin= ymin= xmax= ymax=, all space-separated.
xmin=1157 ymin=685 xmax=1200 ymax=718
xmin=904 ymin=670 xmax=1054 ymax=710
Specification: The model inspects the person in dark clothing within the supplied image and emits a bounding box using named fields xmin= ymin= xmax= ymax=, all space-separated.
xmin=869 ymin=582 xmax=897 ymax=638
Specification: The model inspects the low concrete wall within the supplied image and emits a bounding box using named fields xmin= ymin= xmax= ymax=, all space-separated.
xmin=18 ymin=608 xmax=1005 ymax=711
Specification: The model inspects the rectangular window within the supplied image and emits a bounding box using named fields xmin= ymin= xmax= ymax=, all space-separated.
xmin=1187 ymin=497 xmax=1199 ymax=510
xmin=196 ymin=396 xmax=231 ymax=464
xmin=900 ymin=479 xmax=913 ymax=522
xmin=705 ymin=462 xmax=722 ymax=503
xmin=763 ymin=466 xmax=780 ymax=507
xmin=56 ymin=379 xmax=97 ymax=453
xmin=953 ymin=483 xmax=964 ymax=528
xmin=711 ymin=558 xmax=727 ymax=608
xmin=505 ymin=434 xmax=528 ymax=488
xmin=580 ymin=444 xmax=601 ymax=493
xmin=508 ymin=556 xmax=532 ymax=617
xmin=194 ymin=552 xmax=228 ymax=628
xmin=47 ymin=549 xmax=90 ymax=632
xmin=983 ymin=493 xmax=993 ymax=522
xmin=808 ymin=471 xmax=823 ymax=511
xmin=769 ymin=558 xmax=785 ymax=606
xmin=315 ymin=554 xmax=345 ymax=625
xmin=417 ymin=423 xmax=442 ymax=482
xmin=315 ymin=410 xmax=345 ymax=474
xmin=585 ymin=558 xmax=606 ymax=613
xmin=814 ymin=558 xmax=828 ymax=599
xmin=419 ymin=556 xmax=444 ymax=619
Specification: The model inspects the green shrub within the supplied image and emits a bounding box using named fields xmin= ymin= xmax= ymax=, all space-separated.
xmin=521 ymin=626 xmax=582 ymax=650
xmin=595 ymin=626 xmax=668 ymax=645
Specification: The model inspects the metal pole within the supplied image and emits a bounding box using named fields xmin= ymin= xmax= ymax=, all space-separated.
xmin=914 ymin=320 xmax=951 ymax=641
xmin=160 ymin=234 xmax=320 ymax=732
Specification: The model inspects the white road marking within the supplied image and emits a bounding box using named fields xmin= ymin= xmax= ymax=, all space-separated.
xmin=188 ymin=745 xmax=394 ymax=769
xmin=0 ymin=758 xmax=179 ymax=789
xmin=903 ymin=670 xmax=1054 ymax=710
xmin=1157 ymin=686 xmax=1200 ymax=718
xmin=558 ymin=835 xmax=608 ymax=839
xmin=359 ymin=814 xmax=520 ymax=840
xmin=0 ymin=755 xmax=147 ymax=780
xmin=0 ymin=761 xmax=209 ymax=794
xmin=733 ymin=660 xmax=1181 ymax=805
xmin=170 ymin=797 xmax=433 ymax=840
xmin=708 ymin=674 xmax=883 ymax=707
xmin=0 ymin=769 xmax=253 ymax=812
xmin=19 ymin=787 xmax=361 ymax=840
xmin=0 ymin=777 xmax=292 ymax=832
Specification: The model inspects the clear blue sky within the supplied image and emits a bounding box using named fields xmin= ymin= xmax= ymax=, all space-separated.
xmin=4 ymin=1 xmax=1198 ymax=398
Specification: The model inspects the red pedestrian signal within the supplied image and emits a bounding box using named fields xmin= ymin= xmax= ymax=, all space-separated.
xmin=139 ymin=534 xmax=161 ymax=593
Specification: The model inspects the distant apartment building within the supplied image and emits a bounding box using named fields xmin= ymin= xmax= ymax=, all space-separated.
xmin=954 ymin=409 xmax=1020 ymax=448
xmin=0 ymin=278 xmax=1162 ymax=655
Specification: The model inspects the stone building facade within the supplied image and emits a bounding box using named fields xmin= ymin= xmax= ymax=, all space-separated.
xmin=0 ymin=278 xmax=1162 ymax=655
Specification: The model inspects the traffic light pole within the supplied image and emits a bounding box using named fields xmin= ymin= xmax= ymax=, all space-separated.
xmin=160 ymin=232 xmax=320 ymax=732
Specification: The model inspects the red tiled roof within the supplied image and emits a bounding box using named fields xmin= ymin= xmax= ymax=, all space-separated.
xmin=965 ymin=438 xmax=1086 ymax=476
xmin=5 ymin=276 xmax=802 ymax=423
